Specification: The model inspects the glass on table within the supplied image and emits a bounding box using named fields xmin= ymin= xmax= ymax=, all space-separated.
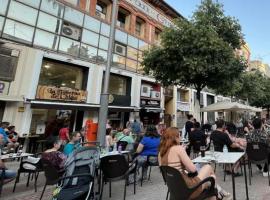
xmin=200 ymin=146 xmax=206 ymax=157
xmin=2 ymin=147 xmax=8 ymax=155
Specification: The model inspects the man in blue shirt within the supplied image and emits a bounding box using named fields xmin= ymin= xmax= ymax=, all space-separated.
xmin=63 ymin=132 xmax=81 ymax=156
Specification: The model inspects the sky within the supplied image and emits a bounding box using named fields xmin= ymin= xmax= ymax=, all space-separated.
xmin=166 ymin=0 xmax=270 ymax=64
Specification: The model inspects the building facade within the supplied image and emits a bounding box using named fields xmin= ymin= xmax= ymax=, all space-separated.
xmin=0 ymin=0 xmax=183 ymax=135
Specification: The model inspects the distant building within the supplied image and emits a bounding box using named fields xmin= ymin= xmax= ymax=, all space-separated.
xmin=249 ymin=60 xmax=270 ymax=77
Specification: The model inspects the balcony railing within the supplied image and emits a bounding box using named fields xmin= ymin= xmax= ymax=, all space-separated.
xmin=177 ymin=101 xmax=190 ymax=112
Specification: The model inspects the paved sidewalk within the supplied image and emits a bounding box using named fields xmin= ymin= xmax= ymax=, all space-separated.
xmin=2 ymin=161 xmax=270 ymax=200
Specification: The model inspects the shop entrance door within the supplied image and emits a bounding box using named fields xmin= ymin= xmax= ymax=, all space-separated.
xmin=0 ymin=101 xmax=5 ymax=122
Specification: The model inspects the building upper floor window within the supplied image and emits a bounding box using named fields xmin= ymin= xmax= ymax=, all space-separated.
xmin=135 ymin=17 xmax=145 ymax=38
xmin=154 ymin=28 xmax=161 ymax=43
xmin=117 ymin=7 xmax=130 ymax=30
xmin=96 ymin=1 xmax=107 ymax=20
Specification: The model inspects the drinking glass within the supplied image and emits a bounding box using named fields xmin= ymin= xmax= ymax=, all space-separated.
xmin=200 ymin=146 xmax=206 ymax=157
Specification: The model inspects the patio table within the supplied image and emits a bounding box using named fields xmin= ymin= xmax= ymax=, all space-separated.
xmin=1 ymin=153 xmax=33 ymax=160
xmin=100 ymin=150 xmax=130 ymax=159
xmin=193 ymin=151 xmax=249 ymax=200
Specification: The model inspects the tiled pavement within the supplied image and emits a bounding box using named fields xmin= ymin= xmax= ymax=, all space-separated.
xmin=2 ymin=161 xmax=270 ymax=200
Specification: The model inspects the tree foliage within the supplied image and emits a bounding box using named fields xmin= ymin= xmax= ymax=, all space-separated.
xmin=142 ymin=0 xmax=246 ymax=101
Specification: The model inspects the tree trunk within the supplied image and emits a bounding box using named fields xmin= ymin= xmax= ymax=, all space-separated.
xmin=193 ymin=88 xmax=202 ymax=123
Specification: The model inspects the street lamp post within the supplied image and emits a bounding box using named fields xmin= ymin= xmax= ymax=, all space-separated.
xmin=97 ymin=0 xmax=118 ymax=147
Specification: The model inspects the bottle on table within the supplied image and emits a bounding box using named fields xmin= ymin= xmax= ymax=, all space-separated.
xmin=17 ymin=145 xmax=23 ymax=156
xmin=113 ymin=143 xmax=117 ymax=152
xmin=118 ymin=144 xmax=122 ymax=153
xmin=223 ymin=145 xmax=228 ymax=153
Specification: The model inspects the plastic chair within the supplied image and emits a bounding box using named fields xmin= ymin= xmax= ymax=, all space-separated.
xmin=141 ymin=155 xmax=159 ymax=186
xmin=40 ymin=159 xmax=62 ymax=200
xmin=100 ymin=154 xmax=137 ymax=200
xmin=246 ymin=142 xmax=270 ymax=186
xmin=160 ymin=166 xmax=217 ymax=200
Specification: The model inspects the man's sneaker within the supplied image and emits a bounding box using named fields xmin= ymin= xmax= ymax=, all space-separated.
xmin=263 ymin=172 xmax=269 ymax=177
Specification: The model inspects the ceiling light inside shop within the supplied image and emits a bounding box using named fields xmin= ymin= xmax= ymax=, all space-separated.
xmin=71 ymin=81 xmax=75 ymax=84
xmin=61 ymin=83 xmax=66 ymax=86
xmin=44 ymin=64 xmax=50 ymax=69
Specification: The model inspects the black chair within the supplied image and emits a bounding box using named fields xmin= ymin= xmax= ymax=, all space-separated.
xmin=141 ymin=155 xmax=159 ymax=186
xmin=13 ymin=155 xmax=43 ymax=192
xmin=246 ymin=142 xmax=270 ymax=186
xmin=160 ymin=166 xmax=217 ymax=200
xmin=160 ymin=167 xmax=169 ymax=200
xmin=100 ymin=154 xmax=137 ymax=200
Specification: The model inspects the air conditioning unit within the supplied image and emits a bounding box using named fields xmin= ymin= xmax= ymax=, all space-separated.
xmin=151 ymin=91 xmax=161 ymax=99
xmin=114 ymin=43 xmax=126 ymax=56
xmin=141 ymin=84 xmax=151 ymax=97
xmin=62 ymin=23 xmax=81 ymax=41
xmin=95 ymin=11 xmax=106 ymax=19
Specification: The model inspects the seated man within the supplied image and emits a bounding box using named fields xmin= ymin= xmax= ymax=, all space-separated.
xmin=189 ymin=122 xmax=207 ymax=151
xmin=0 ymin=135 xmax=16 ymax=183
xmin=246 ymin=118 xmax=270 ymax=177
xmin=211 ymin=119 xmax=242 ymax=175
xmin=0 ymin=122 xmax=19 ymax=151
xmin=63 ymin=132 xmax=81 ymax=156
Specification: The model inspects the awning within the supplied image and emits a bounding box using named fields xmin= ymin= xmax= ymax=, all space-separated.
xmin=108 ymin=105 xmax=140 ymax=112
xmin=141 ymin=107 xmax=164 ymax=113
xmin=29 ymin=100 xmax=100 ymax=110
xmin=201 ymin=101 xmax=262 ymax=112
xmin=0 ymin=95 xmax=24 ymax=102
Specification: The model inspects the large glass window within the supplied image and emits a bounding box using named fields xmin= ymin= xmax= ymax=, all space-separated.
xmin=3 ymin=19 xmax=34 ymax=44
xmin=80 ymin=43 xmax=98 ymax=61
xmin=115 ymin=29 xmax=127 ymax=44
xmin=64 ymin=6 xmax=84 ymax=26
xmin=8 ymin=1 xmax=38 ymax=26
xmin=0 ymin=0 xmax=9 ymax=15
xmin=34 ymin=29 xmax=59 ymax=50
xmin=39 ymin=60 xmax=84 ymax=90
xmin=113 ymin=54 xmax=125 ymax=68
xmin=0 ymin=16 xmax=4 ymax=32
xmin=128 ymin=35 xmax=138 ymax=48
xmin=117 ymin=7 xmax=130 ymax=30
xmin=99 ymin=36 xmax=109 ymax=50
xmin=37 ymin=12 xmax=62 ymax=33
xmin=135 ymin=17 xmax=145 ymax=37
xmin=101 ymin=22 xmax=110 ymax=36
xmin=84 ymin=15 xmax=100 ymax=33
xmin=126 ymin=59 xmax=137 ymax=72
xmin=41 ymin=0 xmax=64 ymax=17
xmin=82 ymin=29 xmax=99 ymax=47
xmin=97 ymin=49 xmax=107 ymax=63
xmin=109 ymin=75 xmax=127 ymax=96
xmin=139 ymin=40 xmax=148 ymax=51
xmin=17 ymin=0 xmax=41 ymax=8
xmin=127 ymin=46 xmax=138 ymax=60
xmin=59 ymin=36 xmax=80 ymax=56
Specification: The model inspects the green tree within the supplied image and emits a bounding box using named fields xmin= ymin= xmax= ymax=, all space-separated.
xmin=142 ymin=0 xmax=246 ymax=119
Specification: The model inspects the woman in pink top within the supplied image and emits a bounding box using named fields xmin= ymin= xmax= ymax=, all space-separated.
xmin=59 ymin=124 xmax=70 ymax=145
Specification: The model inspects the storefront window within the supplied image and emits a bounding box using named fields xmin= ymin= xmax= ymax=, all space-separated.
xmin=84 ymin=15 xmax=100 ymax=33
xmin=34 ymin=29 xmax=59 ymax=50
xmin=101 ymin=22 xmax=110 ymax=36
xmin=115 ymin=29 xmax=127 ymax=44
xmin=64 ymin=6 xmax=84 ymax=26
xmin=113 ymin=54 xmax=126 ymax=68
xmin=59 ymin=36 xmax=80 ymax=56
xmin=39 ymin=60 xmax=84 ymax=90
xmin=17 ymin=0 xmax=41 ymax=8
xmin=109 ymin=75 xmax=127 ymax=96
xmin=82 ymin=29 xmax=99 ymax=47
xmin=3 ymin=19 xmax=34 ymax=44
xmin=37 ymin=12 xmax=62 ymax=33
xmin=41 ymin=0 xmax=64 ymax=17
xmin=99 ymin=35 xmax=109 ymax=50
xmin=80 ymin=43 xmax=98 ymax=61
xmin=0 ymin=0 xmax=9 ymax=15
xmin=8 ymin=1 xmax=38 ymax=26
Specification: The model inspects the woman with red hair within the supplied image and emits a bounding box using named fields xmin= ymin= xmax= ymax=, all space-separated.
xmin=159 ymin=127 xmax=230 ymax=200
